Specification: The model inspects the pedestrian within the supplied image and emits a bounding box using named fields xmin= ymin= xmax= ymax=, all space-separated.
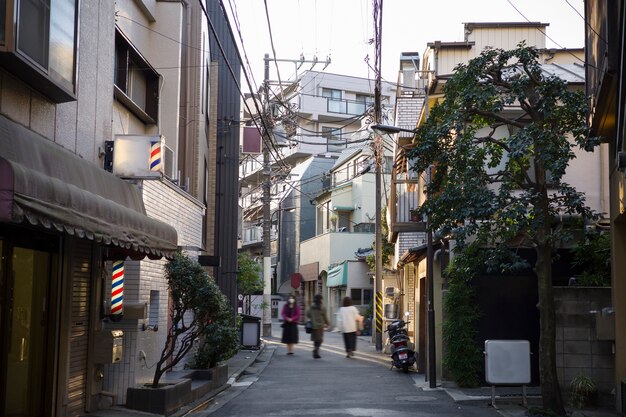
xmin=281 ymin=295 xmax=301 ymax=355
xmin=338 ymin=296 xmax=363 ymax=358
xmin=305 ymin=294 xmax=330 ymax=359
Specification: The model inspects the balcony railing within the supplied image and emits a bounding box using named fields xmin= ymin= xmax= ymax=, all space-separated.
xmin=241 ymin=225 xmax=277 ymax=246
xmin=327 ymin=98 xmax=370 ymax=115
xmin=388 ymin=178 xmax=426 ymax=234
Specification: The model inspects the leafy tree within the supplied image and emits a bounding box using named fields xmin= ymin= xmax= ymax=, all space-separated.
xmin=408 ymin=45 xmax=599 ymax=415
xmin=237 ymin=252 xmax=263 ymax=314
xmin=152 ymin=252 xmax=235 ymax=386
xmin=571 ymin=231 xmax=611 ymax=287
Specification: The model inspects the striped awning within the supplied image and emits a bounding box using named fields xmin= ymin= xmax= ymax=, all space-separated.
xmin=327 ymin=262 xmax=348 ymax=287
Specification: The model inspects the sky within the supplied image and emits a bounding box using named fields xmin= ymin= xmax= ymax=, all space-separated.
xmin=224 ymin=0 xmax=586 ymax=94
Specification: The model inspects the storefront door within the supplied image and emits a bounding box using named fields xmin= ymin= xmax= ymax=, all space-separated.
xmin=1 ymin=235 xmax=59 ymax=416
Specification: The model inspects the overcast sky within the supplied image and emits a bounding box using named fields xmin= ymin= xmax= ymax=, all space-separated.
xmin=224 ymin=0 xmax=585 ymax=94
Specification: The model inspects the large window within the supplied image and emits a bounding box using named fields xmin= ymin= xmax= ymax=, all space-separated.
xmin=0 ymin=0 xmax=77 ymax=102
xmin=114 ymin=29 xmax=160 ymax=124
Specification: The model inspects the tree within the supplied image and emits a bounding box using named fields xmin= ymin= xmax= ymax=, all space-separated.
xmin=152 ymin=252 xmax=235 ymax=387
xmin=408 ymin=45 xmax=599 ymax=415
xmin=237 ymin=252 xmax=263 ymax=314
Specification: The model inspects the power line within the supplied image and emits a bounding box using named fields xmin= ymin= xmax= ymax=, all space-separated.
xmin=562 ymin=0 xmax=607 ymax=44
xmin=505 ymin=0 xmax=590 ymax=68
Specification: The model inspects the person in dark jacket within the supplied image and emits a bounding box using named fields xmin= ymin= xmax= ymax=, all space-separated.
xmin=305 ymin=294 xmax=330 ymax=359
xmin=281 ymin=295 xmax=301 ymax=355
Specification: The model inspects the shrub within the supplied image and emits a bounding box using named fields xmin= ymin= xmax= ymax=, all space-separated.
xmin=570 ymin=374 xmax=598 ymax=409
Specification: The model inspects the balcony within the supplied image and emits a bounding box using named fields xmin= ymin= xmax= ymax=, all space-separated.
xmin=300 ymin=231 xmax=375 ymax=271
xmin=299 ymin=95 xmax=371 ymax=122
xmin=241 ymin=225 xmax=277 ymax=247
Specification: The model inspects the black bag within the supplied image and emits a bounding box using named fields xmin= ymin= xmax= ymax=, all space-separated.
xmin=305 ymin=320 xmax=313 ymax=334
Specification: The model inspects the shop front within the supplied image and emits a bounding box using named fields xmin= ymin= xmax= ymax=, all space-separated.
xmin=0 ymin=114 xmax=177 ymax=416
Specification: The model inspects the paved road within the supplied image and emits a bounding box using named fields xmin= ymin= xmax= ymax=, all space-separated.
xmin=189 ymin=323 xmax=502 ymax=417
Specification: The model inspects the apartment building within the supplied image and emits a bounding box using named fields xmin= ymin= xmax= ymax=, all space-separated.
xmin=239 ymin=70 xmax=396 ymax=305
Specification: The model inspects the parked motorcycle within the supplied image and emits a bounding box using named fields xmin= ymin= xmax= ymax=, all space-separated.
xmin=385 ymin=313 xmax=417 ymax=373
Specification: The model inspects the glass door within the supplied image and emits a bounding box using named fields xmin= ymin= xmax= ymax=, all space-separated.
xmin=1 ymin=239 xmax=57 ymax=417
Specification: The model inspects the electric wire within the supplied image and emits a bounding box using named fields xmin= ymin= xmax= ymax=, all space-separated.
xmin=505 ymin=0 xmax=592 ymax=69
xmin=562 ymin=0 xmax=607 ymax=44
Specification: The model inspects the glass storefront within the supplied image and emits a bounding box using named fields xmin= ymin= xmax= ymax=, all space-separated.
xmin=1 ymin=233 xmax=58 ymax=416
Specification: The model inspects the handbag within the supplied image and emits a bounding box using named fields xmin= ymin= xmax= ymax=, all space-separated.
xmin=305 ymin=320 xmax=313 ymax=334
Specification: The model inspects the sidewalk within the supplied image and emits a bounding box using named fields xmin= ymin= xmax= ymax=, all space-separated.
xmin=87 ymin=344 xmax=267 ymax=417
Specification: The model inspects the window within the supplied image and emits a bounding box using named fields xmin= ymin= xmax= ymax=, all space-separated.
xmin=323 ymin=126 xmax=345 ymax=152
xmin=322 ymin=88 xmax=344 ymax=113
xmin=351 ymin=288 xmax=372 ymax=306
xmin=114 ymin=29 xmax=160 ymax=124
xmin=0 ymin=0 xmax=78 ymax=102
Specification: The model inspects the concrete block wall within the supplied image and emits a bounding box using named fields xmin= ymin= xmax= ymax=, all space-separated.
xmin=555 ymin=287 xmax=614 ymax=393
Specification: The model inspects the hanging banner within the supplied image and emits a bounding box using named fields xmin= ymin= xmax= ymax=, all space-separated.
xmin=111 ymin=260 xmax=124 ymax=319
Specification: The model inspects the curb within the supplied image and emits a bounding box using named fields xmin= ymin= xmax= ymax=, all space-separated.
xmin=175 ymin=343 xmax=267 ymax=417
xmin=227 ymin=343 xmax=267 ymax=385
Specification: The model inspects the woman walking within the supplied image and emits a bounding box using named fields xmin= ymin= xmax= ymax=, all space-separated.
xmin=281 ymin=295 xmax=301 ymax=355
xmin=338 ymin=296 xmax=363 ymax=358
xmin=305 ymin=294 xmax=329 ymax=359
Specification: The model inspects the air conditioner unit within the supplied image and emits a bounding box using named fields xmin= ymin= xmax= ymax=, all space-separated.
xmin=163 ymin=145 xmax=175 ymax=179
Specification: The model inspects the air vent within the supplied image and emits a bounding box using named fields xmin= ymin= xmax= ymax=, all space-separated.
xmin=163 ymin=145 xmax=175 ymax=179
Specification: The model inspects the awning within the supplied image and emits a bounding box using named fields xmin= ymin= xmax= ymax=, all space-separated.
xmin=299 ymin=262 xmax=319 ymax=281
xmin=0 ymin=114 xmax=177 ymax=259
xmin=327 ymin=262 xmax=347 ymax=287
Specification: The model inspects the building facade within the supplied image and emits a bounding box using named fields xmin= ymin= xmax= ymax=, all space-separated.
xmin=585 ymin=1 xmax=626 ymax=411
xmin=0 ymin=0 xmax=234 ymax=415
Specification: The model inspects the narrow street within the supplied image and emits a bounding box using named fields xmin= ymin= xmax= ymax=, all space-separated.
xmin=190 ymin=322 xmax=502 ymax=417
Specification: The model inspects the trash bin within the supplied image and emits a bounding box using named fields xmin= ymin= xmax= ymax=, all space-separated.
xmin=240 ymin=314 xmax=261 ymax=349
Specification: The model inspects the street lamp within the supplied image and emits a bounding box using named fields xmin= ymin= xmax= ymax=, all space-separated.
xmin=371 ymin=123 xmax=437 ymax=389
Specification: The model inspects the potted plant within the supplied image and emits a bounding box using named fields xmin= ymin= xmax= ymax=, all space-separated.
xmin=126 ymin=252 xmax=238 ymax=415
xmin=409 ymin=208 xmax=420 ymax=222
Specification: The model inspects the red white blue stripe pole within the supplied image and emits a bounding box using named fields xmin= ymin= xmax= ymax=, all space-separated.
xmin=111 ymin=260 xmax=124 ymax=318
xmin=150 ymin=141 xmax=162 ymax=172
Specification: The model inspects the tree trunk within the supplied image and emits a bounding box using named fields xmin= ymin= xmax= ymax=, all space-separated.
xmin=536 ymin=239 xmax=565 ymax=415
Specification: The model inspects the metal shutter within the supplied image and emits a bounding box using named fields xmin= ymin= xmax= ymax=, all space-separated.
xmin=66 ymin=242 xmax=92 ymax=415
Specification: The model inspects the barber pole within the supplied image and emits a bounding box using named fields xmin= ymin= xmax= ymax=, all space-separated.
xmin=111 ymin=261 xmax=124 ymax=317
xmin=149 ymin=141 xmax=162 ymax=172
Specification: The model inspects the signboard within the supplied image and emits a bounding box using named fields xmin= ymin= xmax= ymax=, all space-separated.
xmin=113 ymin=135 xmax=163 ymax=178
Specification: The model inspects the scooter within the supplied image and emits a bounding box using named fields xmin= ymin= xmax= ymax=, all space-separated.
xmin=385 ymin=314 xmax=417 ymax=373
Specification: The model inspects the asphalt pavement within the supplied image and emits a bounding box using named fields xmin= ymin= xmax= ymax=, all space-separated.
xmin=89 ymin=320 xmax=621 ymax=417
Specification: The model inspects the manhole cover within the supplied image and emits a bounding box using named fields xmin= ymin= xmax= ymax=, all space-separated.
xmin=395 ymin=395 xmax=437 ymax=402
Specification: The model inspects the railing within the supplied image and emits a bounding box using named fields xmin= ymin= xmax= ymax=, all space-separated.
xmin=241 ymin=225 xmax=277 ymax=246
xmin=388 ymin=179 xmax=426 ymax=234
xmin=327 ymin=98 xmax=371 ymax=115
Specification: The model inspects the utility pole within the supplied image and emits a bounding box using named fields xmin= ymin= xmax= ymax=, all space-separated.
xmin=262 ymin=53 xmax=272 ymax=337
xmin=373 ymin=0 xmax=384 ymax=353
xmin=426 ymin=166 xmax=436 ymax=388
xmin=260 ymin=53 xmax=331 ymax=338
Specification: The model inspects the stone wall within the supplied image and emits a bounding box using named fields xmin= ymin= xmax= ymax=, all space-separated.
xmin=555 ymin=287 xmax=614 ymax=393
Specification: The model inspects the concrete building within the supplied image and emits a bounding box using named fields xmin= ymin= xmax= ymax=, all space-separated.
xmin=0 ymin=1 xmax=238 ymax=414
xmin=300 ymin=143 xmax=392 ymax=326
xmin=239 ymin=70 xmax=396 ymax=306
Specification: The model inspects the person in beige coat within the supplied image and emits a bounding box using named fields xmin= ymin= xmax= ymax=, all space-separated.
xmin=338 ymin=296 xmax=363 ymax=358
